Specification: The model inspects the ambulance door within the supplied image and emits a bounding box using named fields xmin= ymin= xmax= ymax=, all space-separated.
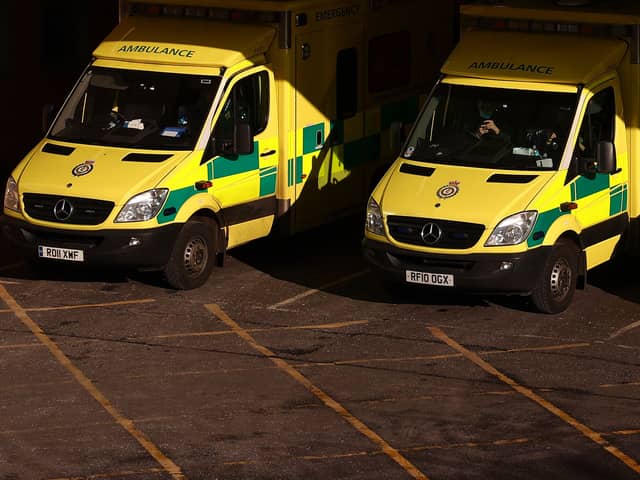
xmin=293 ymin=25 xmax=363 ymax=232
xmin=568 ymin=83 xmax=627 ymax=268
xmin=208 ymin=67 xmax=279 ymax=246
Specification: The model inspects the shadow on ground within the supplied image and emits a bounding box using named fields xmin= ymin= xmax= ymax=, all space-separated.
xmin=230 ymin=214 xmax=532 ymax=311
xmin=587 ymin=254 xmax=640 ymax=305
xmin=4 ymin=214 xmax=638 ymax=313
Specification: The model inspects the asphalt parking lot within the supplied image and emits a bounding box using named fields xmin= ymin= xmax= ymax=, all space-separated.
xmin=1 ymin=216 xmax=639 ymax=480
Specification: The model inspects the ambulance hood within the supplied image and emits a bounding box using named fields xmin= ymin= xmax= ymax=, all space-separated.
xmin=379 ymin=161 xmax=552 ymax=232
xmin=443 ymin=30 xmax=627 ymax=84
xmin=17 ymin=141 xmax=190 ymax=206
xmin=93 ymin=17 xmax=276 ymax=68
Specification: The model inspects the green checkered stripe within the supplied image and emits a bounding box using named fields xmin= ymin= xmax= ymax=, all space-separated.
xmin=208 ymin=141 xmax=277 ymax=196
xmin=157 ymin=141 xmax=277 ymax=224
xmin=608 ymin=183 xmax=628 ymax=216
xmin=569 ymin=175 xmax=627 ymax=216
xmin=527 ymin=177 xmax=628 ymax=247
xmin=287 ymin=96 xmax=420 ymax=186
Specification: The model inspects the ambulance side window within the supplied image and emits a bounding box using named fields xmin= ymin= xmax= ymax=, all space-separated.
xmin=213 ymin=72 xmax=269 ymax=155
xmin=337 ymin=48 xmax=358 ymax=120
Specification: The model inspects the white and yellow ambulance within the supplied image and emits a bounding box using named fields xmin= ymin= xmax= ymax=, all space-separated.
xmin=1 ymin=0 xmax=453 ymax=289
xmin=364 ymin=0 xmax=640 ymax=313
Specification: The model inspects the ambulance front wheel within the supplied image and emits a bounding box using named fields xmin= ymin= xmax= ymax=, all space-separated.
xmin=530 ymin=239 xmax=578 ymax=314
xmin=163 ymin=217 xmax=217 ymax=290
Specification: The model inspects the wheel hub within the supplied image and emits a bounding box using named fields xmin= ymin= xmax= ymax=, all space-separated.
xmin=183 ymin=236 xmax=208 ymax=277
xmin=549 ymin=257 xmax=571 ymax=301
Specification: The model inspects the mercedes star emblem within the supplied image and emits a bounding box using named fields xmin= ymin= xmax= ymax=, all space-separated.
xmin=421 ymin=222 xmax=442 ymax=245
xmin=53 ymin=198 xmax=74 ymax=221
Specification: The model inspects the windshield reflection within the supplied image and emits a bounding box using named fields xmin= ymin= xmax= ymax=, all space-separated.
xmin=403 ymin=83 xmax=578 ymax=170
xmin=50 ymin=67 xmax=220 ymax=150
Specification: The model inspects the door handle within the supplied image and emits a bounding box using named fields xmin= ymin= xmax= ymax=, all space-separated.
xmin=260 ymin=150 xmax=276 ymax=157
xmin=560 ymin=202 xmax=578 ymax=212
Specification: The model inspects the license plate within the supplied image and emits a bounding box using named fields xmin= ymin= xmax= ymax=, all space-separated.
xmin=406 ymin=270 xmax=454 ymax=287
xmin=38 ymin=245 xmax=85 ymax=262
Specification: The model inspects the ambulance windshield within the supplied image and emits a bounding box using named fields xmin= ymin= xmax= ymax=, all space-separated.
xmin=403 ymin=83 xmax=577 ymax=170
xmin=49 ymin=67 xmax=220 ymax=149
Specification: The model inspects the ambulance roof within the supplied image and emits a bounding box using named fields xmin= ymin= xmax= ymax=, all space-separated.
xmin=442 ymin=30 xmax=627 ymax=85
xmin=462 ymin=0 xmax=640 ymax=25
xmin=93 ymin=16 xmax=276 ymax=68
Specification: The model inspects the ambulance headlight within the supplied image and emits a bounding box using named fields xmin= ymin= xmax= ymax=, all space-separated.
xmin=365 ymin=197 xmax=385 ymax=236
xmin=116 ymin=188 xmax=169 ymax=222
xmin=4 ymin=176 xmax=20 ymax=213
xmin=485 ymin=211 xmax=537 ymax=246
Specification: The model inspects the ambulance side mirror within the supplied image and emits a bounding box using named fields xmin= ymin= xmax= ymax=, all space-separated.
xmin=595 ymin=140 xmax=617 ymax=174
xmin=205 ymin=123 xmax=253 ymax=161
xmin=235 ymin=122 xmax=254 ymax=156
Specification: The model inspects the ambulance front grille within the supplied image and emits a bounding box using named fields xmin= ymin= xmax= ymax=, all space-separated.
xmin=23 ymin=194 xmax=114 ymax=225
xmin=387 ymin=216 xmax=485 ymax=249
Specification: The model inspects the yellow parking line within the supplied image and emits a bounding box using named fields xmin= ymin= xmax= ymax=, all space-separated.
xmin=296 ymin=342 xmax=590 ymax=368
xmin=0 ymin=298 xmax=156 ymax=314
xmin=429 ymin=326 xmax=640 ymax=475
xmin=217 ymin=424 xmax=640 ymax=465
xmin=152 ymin=320 xmax=368 ymax=339
xmin=600 ymin=381 xmax=640 ymax=388
xmin=0 ymin=342 xmax=43 ymax=350
xmin=302 ymin=437 xmax=530 ymax=461
xmin=119 ymin=343 xmax=589 ymax=380
xmin=266 ymin=270 xmax=369 ymax=310
xmin=0 ymin=285 xmax=186 ymax=480
xmin=224 ymin=436 xmax=531 ymax=465
xmin=0 ymin=420 xmax=116 ymax=436
xmin=608 ymin=429 xmax=640 ymax=436
xmin=1 ymin=339 xmax=94 ymax=351
xmin=608 ymin=319 xmax=640 ymax=340
xmin=482 ymin=342 xmax=591 ymax=355
xmin=403 ymin=436 xmax=529 ymax=453
xmin=206 ymin=303 xmax=429 ymax=480
xmin=5 ymin=379 xmax=76 ymax=392
xmin=300 ymin=450 xmax=375 ymax=461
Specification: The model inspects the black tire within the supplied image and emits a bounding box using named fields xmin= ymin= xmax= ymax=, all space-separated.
xmin=164 ymin=217 xmax=217 ymax=290
xmin=530 ymin=239 xmax=579 ymax=314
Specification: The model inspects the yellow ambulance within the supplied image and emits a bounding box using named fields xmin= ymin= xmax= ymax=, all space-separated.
xmin=1 ymin=0 xmax=452 ymax=289
xmin=364 ymin=0 xmax=640 ymax=313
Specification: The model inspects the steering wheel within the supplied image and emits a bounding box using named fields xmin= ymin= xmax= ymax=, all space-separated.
xmin=464 ymin=129 xmax=481 ymax=144
xmin=102 ymin=110 xmax=126 ymax=132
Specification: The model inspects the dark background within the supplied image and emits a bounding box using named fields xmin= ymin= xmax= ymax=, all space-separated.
xmin=1 ymin=1 xmax=119 ymax=183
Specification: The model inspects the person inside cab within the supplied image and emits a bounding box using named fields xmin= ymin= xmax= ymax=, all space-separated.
xmin=473 ymin=98 xmax=509 ymax=142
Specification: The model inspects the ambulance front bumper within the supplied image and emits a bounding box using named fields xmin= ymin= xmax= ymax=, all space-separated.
xmin=0 ymin=215 xmax=182 ymax=269
xmin=363 ymin=237 xmax=551 ymax=294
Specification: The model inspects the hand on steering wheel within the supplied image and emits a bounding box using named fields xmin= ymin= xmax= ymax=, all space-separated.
xmin=102 ymin=110 xmax=126 ymax=131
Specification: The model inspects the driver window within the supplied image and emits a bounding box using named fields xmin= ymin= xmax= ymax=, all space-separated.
xmin=575 ymin=87 xmax=614 ymax=159
xmin=213 ymin=71 xmax=269 ymax=152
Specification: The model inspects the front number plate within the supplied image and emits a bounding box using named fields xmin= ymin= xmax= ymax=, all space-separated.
xmin=38 ymin=245 xmax=85 ymax=262
xmin=406 ymin=270 xmax=454 ymax=287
